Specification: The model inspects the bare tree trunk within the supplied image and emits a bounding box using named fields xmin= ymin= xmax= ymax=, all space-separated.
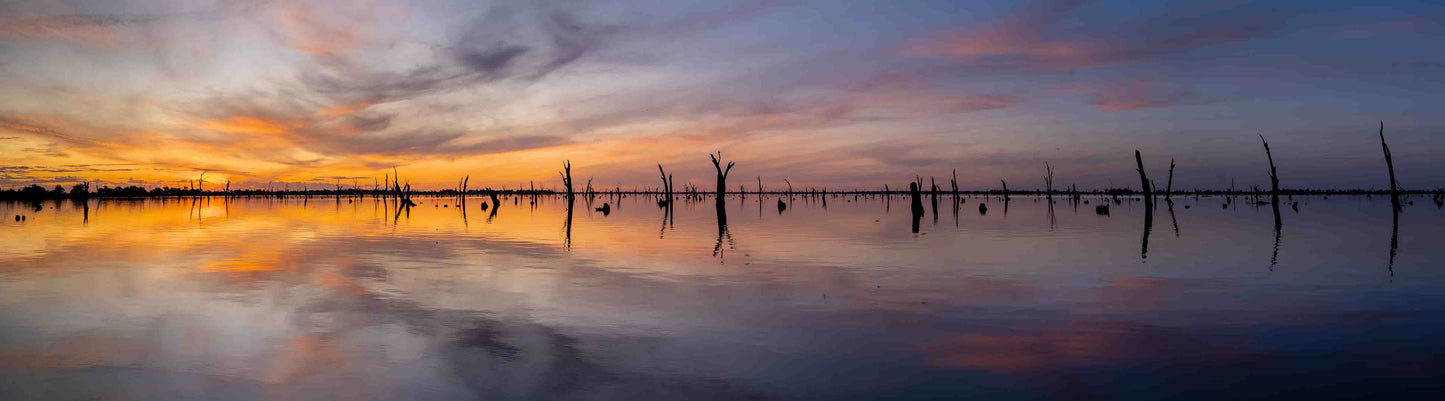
xmin=710 ymin=151 xmax=734 ymax=199
xmin=1134 ymin=151 xmax=1151 ymax=199
xmin=1379 ymin=122 xmax=1399 ymax=198
xmin=1165 ymin=159 xmax=1175 ymax=198
xmin=951 ymin=169 xmax=959 ymax=194
xmin=1260 ymin=135 xmax=1279 ymax=197
xmin=657 ymin=164 xmax=672 ymax=201
xmin=1043 ymin=163 xmax=1055 ymax=198
xmin=560 ymin=161 xmax=573 ymax=197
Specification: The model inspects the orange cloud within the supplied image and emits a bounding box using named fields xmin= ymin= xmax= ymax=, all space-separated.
xmin=199 ymin=116 xmax=302 ymax=135
xmin=271 ymin=1 xmax=364 ymax=56
xmin=322 ymin=99 xmax=376 ymax=117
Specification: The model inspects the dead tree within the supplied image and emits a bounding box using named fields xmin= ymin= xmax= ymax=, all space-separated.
xmin=999 ymin=179 xmax=1009 ymax=200
xmin=1165 ymin=159 xmax=1175 ymax=198
xmin=657 ymin=164 xmax=674 ymax=202
xmin=757 ymin=176 xmax=763 ymax=194
xmin=1043 ymin=163 xmax=1055 ymax=197
xmin=909 ymin=181 xmax=924 ymax=216
xmin=1379 ymin=122 xmax=1399 ymax=198
xmin=1260 ymin=135 xmax=1279 ymax=197
xmin=710 ymin=151 xmax=735 ymax=198
xmin=951 ymin=169 xmax=959 ymax=194
xmin=559 ymin=161 xmax=574 ymax=197
xmin=1135 ymin=150 xmax=1152 ymax=206
xmin=784 ymin=179 xmax=793 ymax=195
xmin=929 ymin=177 xmax=939 ymax=216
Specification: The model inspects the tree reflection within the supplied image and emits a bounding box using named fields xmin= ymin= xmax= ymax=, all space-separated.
xmin=1269 ymin=195 xmax=1281 ymax=271
xmin=1141 ymin=199 xmax=1153 ymax=261
xmin=1388 ymin=196 xmax=1400 ymax=276
xmin=564 ymin=195 xmax=574 ymax=251
xmin=713 ymin=195 xmax=733 ymax=258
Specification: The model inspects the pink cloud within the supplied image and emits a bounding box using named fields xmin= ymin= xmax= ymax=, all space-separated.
xmin=1074 ymin=80 xmax=1220 ymax=112
xmin=903 ymin=0 xmax=1287 ymax=69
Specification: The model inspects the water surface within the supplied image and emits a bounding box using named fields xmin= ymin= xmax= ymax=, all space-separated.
xmin=2 ymin=194 xmax=1442 ymax=400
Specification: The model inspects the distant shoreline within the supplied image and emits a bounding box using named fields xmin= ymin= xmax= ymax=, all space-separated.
xmin=3 ymin=188 xmax=1439 ymax=202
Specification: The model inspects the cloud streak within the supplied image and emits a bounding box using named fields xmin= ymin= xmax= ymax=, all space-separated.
xmin=1074 ymin=80 xmax=1221 ymax=111
xmin=904 ymin=0 xmax=1291 ymax=69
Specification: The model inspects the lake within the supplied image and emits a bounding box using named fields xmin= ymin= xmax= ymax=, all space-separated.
xmin=1 ymin=194 xmax=1442 ymax=400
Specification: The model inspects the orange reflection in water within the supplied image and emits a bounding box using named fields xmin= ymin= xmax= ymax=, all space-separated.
xmin=1 ymin=195 xmax=1440 ymax=399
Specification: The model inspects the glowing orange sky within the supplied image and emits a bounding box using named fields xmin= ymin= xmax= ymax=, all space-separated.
xmin=2 ymin=0 xmax=1443 ymax=190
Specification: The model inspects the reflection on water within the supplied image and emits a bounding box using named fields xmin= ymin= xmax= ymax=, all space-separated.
xmin=3 ymin=194 xmax=1445 ymax=400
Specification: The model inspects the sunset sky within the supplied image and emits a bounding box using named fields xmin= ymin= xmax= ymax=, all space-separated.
xmin=2 ymin=0 xmax=1442 ymax=191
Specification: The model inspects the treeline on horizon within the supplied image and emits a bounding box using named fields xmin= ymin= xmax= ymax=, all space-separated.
xmin=4 ymin=182 xmax=1444 ymax=202
xmin=4 ymin=122 xmax=1442 ymax=202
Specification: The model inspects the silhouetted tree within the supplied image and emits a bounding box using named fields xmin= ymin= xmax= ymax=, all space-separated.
xmin=710 ymin=151 xmax=734 ymax=198
xmin=1260 ymin=135 xmax=1279 ymax=197
xmin=1379 ymin=122 xmax=1400 ymax=207
xmin=560 ymin=161 xmax=574 ymax=198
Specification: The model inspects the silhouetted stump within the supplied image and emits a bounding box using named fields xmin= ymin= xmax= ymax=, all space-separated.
xmin=777 ymin=199 xmax=787 ymax=213
xmin=1291 ymin=202 xmax=1298 ymax=212
xmin=595 ymin=203 xmax=611 ymax=215
xmin=978 ymin=203 xmax=988 ymax=215
xmin=1095 ymin=204 xmax=1110 ymax=216
xmin=480 ymin=202 xmax=489 ymax=211
xmin=909 ymin=182 xmax=924 ymax=217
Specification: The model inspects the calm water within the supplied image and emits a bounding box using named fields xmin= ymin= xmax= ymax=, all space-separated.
xmin=1 ymin=194 xmax=1443 ymax=400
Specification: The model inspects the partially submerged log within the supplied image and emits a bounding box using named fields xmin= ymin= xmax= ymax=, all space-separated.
xmin=909 ymin=181 xmax=924 ymax=217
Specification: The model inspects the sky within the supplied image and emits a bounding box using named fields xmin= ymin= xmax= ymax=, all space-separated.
xmin=1 ymin=0 xmax=1443 ymax=191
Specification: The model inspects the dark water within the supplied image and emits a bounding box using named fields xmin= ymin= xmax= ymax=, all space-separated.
xmin=1 ymin=194 xmax=1442 ymax=400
